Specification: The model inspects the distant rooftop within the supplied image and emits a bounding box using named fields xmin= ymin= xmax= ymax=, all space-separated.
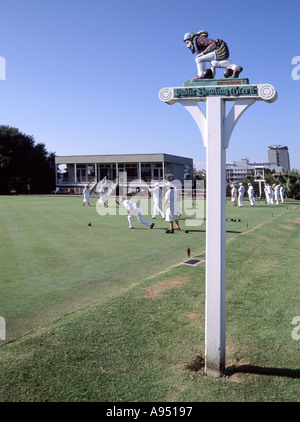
xmin=268 ymin=145 xmax=289 ymax=150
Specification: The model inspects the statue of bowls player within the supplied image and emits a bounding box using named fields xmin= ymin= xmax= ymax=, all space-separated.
xmin=183 ymin=30 xmax=243 ymax=80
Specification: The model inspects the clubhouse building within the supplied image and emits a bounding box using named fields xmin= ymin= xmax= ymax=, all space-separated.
xmin=55 ymin=153 xmax=194 ymax=193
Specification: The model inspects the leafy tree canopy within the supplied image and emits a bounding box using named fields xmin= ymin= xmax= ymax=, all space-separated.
xmin=0 ymin=125 xmax=55 ymax=194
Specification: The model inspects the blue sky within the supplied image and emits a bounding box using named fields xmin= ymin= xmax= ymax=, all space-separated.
xmin=0 ymin=0 xmax=299 ymax=170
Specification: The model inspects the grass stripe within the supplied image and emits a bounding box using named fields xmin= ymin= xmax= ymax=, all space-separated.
xmin=0 ymin=198 xmax=299 ymax=401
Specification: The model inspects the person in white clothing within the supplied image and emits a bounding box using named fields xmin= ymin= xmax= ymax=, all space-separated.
xmin=238 ymin=183 xmax=245 ymax=207
xmin=231 ymin=184 xmax=237 ymax=206
xmin=148 ymin=183 xmax=165 ymax=219
xmin=163 ymin=182 xmax=180 ymax=232
xmin=264 ymin=182 xmax=269 ymax=204
xmin=247 ymin=183 xmax=255 ymax=206
xmin=280 ymin=185 xmax=285 ymax=203
xmin=268 ymin=184 xmax=273 ymax=204
xmin=274 ymin=184 xmax=280 ymax=204
xmin=114 ymin=197 xmax=154 ymax=230
xmin=82 ymin=185 xmax=91 ymax=206
xmin=97 ymin=187 xmax=108 ymax=208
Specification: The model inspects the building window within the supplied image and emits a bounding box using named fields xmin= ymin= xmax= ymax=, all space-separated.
xmin=125 ymin=164 xmax=138 ymax=178
xmin=141 ymin=163 xmax=151 ymax=180
xmin=87 ymin=165 xmax=95 ymax=177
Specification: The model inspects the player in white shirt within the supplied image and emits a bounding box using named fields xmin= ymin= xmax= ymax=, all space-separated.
xmin=247 ymin=183 xmax=255 ymax=206
xmin=231 ymin=184 xmax=237 ymax=206
xmin=82 ymin=185 xmax=91 ymax=206
xmin=114 ymin=197 xmax=154 ymax=229
xmin=148 ymin=183 xmax=165 ymax=220
xmin=238 ymin=183 xmax=245 ymax=207
xmin=268 ymin=184 xmax=273 ymax=204
xmin=264 ymin=182 xmax=269 ymax=204
xmin=97 ymin=187 xmax=108 ymax=208
xmin=163 ymin=182 xmax=180 ymax=232
xmin=274 ymin=184 xmax=280 ymax=204
xmin=280 ymin=185 xmax=285 ymax=203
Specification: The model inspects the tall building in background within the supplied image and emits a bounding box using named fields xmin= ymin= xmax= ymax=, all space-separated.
xmin=268 ymin=145 xmax=290 ymax=170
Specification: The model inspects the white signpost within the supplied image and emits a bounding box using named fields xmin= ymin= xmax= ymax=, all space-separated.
xmin=159 ymin=80 xmax=277 ymax=377
xmin=254 ymin=166 xmax=266 ymax=198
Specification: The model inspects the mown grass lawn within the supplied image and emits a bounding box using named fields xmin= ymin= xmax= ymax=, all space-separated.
xmin=0 ymin=194 xmax=207 ymax=341
xmin=0 ymin=195 xmax=299 ymax=402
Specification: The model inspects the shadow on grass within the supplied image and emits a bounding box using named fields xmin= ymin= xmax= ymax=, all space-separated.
xmin=225 ymin=365 xmax=300 ymax=379
xmin=185 ymin=355 xmax=300 ymax=379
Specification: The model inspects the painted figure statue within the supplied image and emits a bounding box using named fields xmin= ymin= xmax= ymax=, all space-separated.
xmin=183 ymin=30 xmax=243 ymax=80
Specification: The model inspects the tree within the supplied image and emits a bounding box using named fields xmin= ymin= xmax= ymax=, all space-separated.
xmin=279 ymin=169 xmax=300 ymax=200
xmin=235 ymin=168 xmax=300 ymax=200
xmin=0 ymin=125 xmax=55 ymax=194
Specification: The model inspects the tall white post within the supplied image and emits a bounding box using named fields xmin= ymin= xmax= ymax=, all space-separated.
xmin=205 ymin=97 xmax=227 ymax=376
xmin=159 ymin=82 xmax=277 ymax=377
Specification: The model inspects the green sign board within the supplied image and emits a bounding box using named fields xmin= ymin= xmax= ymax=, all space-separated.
xmin=173 ymin=85 xmax=258 ymax=99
